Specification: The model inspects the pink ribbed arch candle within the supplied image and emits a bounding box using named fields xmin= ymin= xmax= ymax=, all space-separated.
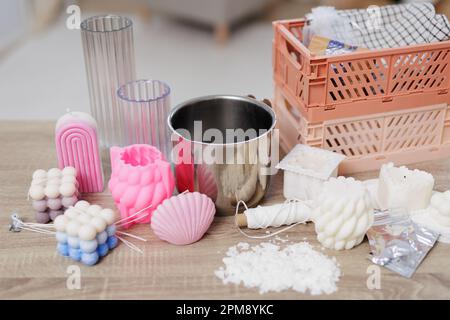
xmin=55 ymin=112 xmax=104 ymax=193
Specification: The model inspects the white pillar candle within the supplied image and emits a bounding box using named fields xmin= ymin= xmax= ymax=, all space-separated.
xmin=378 ymin=163 xmax=434 ymax=212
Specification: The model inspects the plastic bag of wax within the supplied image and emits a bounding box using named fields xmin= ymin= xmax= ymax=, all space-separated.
xmin=302 ymin=6 xmax=357 ymax=47
xmin=366 ymin=209 xmax=439 ymax=278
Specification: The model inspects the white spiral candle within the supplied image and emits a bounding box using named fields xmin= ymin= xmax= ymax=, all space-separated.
xmin=312 ymin=176 xmax=374 ymax=250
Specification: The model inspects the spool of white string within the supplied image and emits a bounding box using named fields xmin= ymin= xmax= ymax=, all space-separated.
xmin=245 ymin=200 xmax=313 ymax=229
xmin=235 ymin=199 xmax=313 ymax=239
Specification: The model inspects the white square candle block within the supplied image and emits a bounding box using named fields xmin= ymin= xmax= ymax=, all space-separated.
xmin=276 ymin=144 xmax=345 ymax=201
xmin=378 ymin=162 xmax=434 ymax=212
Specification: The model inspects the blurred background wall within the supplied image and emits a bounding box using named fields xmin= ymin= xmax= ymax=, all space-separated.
xmin=0 ymin=0 xmax=447 ymax=119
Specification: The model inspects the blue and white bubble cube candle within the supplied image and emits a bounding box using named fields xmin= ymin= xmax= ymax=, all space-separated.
xmin=53 ymin=200 xmax=118 ymax=266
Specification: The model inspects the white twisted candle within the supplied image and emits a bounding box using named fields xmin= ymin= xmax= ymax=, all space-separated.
xmin=312 ymin=177 xmax=374 ymax=250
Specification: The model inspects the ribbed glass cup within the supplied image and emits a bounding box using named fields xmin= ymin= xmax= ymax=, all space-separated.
xmin=117 ymin=80 xmax=172 ymax=160
xmin=80 ymin=15 xmax=136 ymax=149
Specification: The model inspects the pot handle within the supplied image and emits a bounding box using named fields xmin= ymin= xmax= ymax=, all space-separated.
xmin=247 ymin=94 xmax=272 ymax=108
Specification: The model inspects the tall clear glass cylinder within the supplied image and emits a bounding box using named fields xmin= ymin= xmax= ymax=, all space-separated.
xmin=80 ymin=15 xmax=136 ymax=149
xmin=117 ymin=80 xmax=172 ymax=160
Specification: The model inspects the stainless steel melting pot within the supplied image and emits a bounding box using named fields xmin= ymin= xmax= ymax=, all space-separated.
xmin=168 ymin=95 xmax=277 ymax=215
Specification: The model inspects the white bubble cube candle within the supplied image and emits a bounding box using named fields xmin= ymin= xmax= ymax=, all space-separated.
xmin=53 ymin=200 xmax=118 ymax=266
xmin=378 ymin=163 xmax=434 ymax=212
xmin=29 ymin=167 xmax=79 ymax=223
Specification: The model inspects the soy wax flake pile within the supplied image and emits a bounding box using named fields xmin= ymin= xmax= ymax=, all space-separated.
xmin=215 ymin=241 xmax=341 ymax=295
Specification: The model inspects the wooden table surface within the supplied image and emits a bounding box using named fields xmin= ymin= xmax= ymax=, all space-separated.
xmin=1 ymin=121 xmax=450 ymax=300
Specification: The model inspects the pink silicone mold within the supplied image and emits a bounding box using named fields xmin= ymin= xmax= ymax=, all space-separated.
xmin=108 ymin=144 xmax=175 ymax=227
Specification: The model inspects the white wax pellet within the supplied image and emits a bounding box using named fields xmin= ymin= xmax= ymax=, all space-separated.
xmin=29 ymin=185 xmax=45 ymax=200
xmin=61 ymin=175 xmax=77 ymax=184
xmin=32 ymin=169 xmax=47 ymax=180
xmin=62 ymin=166 xmax=77 ymax=177
xmin=47 ymin=168 xmax=62 ymax=179
xmin=44 ymin=185 xmax=60 ymax=198
xmin=66 ymin=220 xmax=81 ymax=237
xmin=78 ymin=224 xmax=97 ymax=241
xmin=90 ymin=217 xmax=107 ymax=233
xmin=54 ymin=215 xmax=69 ymax=232
xmin=87 ymin=205 xmax=102 ymax=216
xmin=75 ymin=200 xmax=90 ymax=210
xmin=100 ymin=208 xmax=117 ymax=225
xmin=60 ymin=183 xmax=76 ymax=197
xmin=64 ymin=208 xmax=79 ymax=219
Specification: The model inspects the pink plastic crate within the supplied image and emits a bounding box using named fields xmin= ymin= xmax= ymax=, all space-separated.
xmin=274 ymin=85 xmax=450 ymax=174
xmin=273 ymin=18 xmax=450 ymax=123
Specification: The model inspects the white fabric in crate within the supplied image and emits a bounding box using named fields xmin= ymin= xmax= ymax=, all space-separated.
xmin=315 ymin=3 xmax=450 ymax=49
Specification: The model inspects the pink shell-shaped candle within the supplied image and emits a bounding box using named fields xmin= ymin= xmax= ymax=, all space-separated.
xmin=108 ymin=144 xmax=175 ymax=228
xmin=151 ymin=192 xmax=216 ymax=245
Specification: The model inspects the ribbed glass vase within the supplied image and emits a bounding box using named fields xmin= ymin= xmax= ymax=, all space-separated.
xmin=80 ymin=15 xmax=136 ymax=149
xmin=117 ymin=80 xmax=172 ymax=160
